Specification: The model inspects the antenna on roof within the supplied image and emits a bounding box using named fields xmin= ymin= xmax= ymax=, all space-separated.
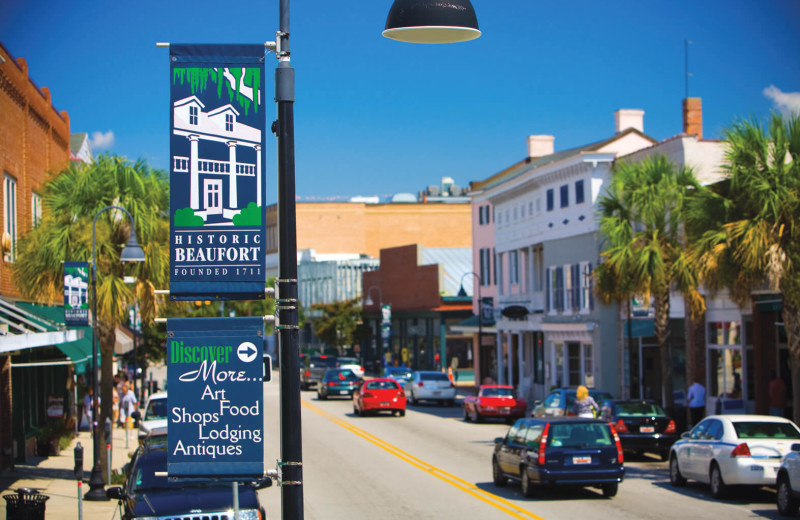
xmin=684 ymin=40 xmax=694 ymax=98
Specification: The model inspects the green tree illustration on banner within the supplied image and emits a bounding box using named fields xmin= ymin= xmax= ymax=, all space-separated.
xmin=173 ymin=67 xmax=261 ymax=116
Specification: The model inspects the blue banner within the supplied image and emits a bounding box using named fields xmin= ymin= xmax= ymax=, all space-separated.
xmin=169 ymin=44 xmax=267 ymax=300
xmin=63 ymin=261 xmax=89 ymax=326
xmin=167 ymin=317 xmax=265 ymax=478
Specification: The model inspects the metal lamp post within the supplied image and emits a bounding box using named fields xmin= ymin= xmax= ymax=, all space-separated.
xmin=364 ymin=286 xmax=384 ymax=371
xmin=458 ymin=271 xmax=483 ymax=379
xmin=270 ymin=2 xmax=478 ymax=518
xmin=85 ymin=206 xmax=146 ymax=501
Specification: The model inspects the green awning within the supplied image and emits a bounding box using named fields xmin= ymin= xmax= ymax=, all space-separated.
xmin=624 ymin=319 xmax=655 ymax=338
xmin=15 ymin=302 xmax=94 ymax=375
xmin=756 ymin=299 xmax=782 ymax=312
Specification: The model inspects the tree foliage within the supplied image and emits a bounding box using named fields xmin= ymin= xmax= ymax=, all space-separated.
xmin=309 ymin=298 xmax=362 ymax=354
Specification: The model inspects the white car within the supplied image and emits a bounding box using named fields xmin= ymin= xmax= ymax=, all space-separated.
xmin=669 ymin=414 xmax=800 ymax=498
xmin=135 ymin=391 xmax=168 ymax=442
xmin=337 ymin=357 xmax=364 ymax=379
xmin=777 ymin=442 xmax=800 ymax=516
xmin=404 ymin=370 xmax=456 ymax=406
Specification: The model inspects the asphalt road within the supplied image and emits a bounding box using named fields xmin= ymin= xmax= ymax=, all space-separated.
xmin=258 ymin=379 xmax=785 ymax=520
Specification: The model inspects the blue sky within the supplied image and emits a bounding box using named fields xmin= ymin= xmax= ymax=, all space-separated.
xmin=2 ymin=1 xmax=798 ymax=204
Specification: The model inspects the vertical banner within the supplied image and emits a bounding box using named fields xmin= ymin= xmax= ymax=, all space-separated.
xmin=169 ymin=44 xmax=267 ymax=300
xmin=167 ymin=317 xmax=264 ymax=478
xmin=63 ymin=261 xmax=89 ymax=326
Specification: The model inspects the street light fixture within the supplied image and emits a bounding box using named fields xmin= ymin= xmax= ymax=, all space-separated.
xmin=270 ymin=2 xmax=478 ymax=518
xmin=363 ymin=285 xmax=383 ymax=308
xmin=458 ymin=271 xmax=483 ymax=380
xmin=85 ymin=206 xmax=145 ymax=501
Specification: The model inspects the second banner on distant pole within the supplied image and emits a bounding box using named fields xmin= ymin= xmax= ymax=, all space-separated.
xmin=169 ymin=44 xmax=267 ymax=301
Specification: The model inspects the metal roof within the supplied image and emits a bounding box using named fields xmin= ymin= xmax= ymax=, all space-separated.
xmin=421 ymin=247 xmax=472 ymax=296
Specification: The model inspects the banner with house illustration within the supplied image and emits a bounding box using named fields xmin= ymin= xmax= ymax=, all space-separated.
xmin=63 ymin=261 xmax=89 ymax=326
xmin=169 ymin=44 xmax=267 ymax=300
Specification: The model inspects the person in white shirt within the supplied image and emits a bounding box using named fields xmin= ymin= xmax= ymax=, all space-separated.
xmin=120 ymin=383 xmax=138 ymax=428
xmin=687 ymin=380 xmax=706 ymax=427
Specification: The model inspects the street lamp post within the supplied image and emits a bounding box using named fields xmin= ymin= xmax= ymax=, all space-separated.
xmin=85 ymin=206 xmax=146 ymax=501
xmin=458 ymin=271 xmax=482 ymax=380
xmin=364 ymin=286 xmax=384 ymax=371
xmin=270 ymin=2 xmax=478 ymax=518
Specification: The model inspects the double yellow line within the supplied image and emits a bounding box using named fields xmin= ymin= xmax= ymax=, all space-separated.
xmin=302 ymin=400 xmax=546 ymax=520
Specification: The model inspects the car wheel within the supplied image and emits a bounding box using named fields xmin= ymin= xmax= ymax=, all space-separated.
xmin=709 ymin=463 xmax=728 ymax=499
xmin=410 ymin=391 xmax=418 ymax=406
xmin=398 ymin=409 xmax=405 ymax=417
xmin=669 ymin=455 xmax=687 ymax=487
xmin=463 ymin=407 xmax=471 ymax=422
xmin=777 ymin=475 xmax=800 ymax=516
xmin=521 ymin=466 xmax=537 ymax=498
xmin=353 ymin=404 xmax=358 ymax=415
xmin=492 ymin=458 xmax=507 ymax=487
xmin=602 ymin=482 xmax=618 ymax=498
xmin=474 ymin=410 xmax=483 ymax=423
xmin=318 ymin=390 xmax=327 ymax=401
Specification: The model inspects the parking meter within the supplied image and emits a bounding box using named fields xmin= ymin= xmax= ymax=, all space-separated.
xmin=74 ymin=442 xmax=84 ymax=480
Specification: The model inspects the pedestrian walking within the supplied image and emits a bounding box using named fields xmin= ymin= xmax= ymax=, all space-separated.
xmin=687 ymin=379 xmax=706 ymax=427
xmin=769 ymin=370 xmax=787 ymax=417
xmin=120 ymin=383 xmax=138 ymax=428
xmin=572 ymin=385 xmax=599 ymax=418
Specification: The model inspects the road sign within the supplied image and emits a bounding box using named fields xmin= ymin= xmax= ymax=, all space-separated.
xmin=167 ymin=317 xmax=264 ymax=478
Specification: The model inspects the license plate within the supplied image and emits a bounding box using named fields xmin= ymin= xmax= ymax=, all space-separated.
xmin=433 ymin=391 xmax=441 ymax=396
xmin=573 ymin=456 xmax=591 ymax=464
xmin=640 ymin=426 xmax=654 ymax=433
xmin=339 ymin=390 xmax=349 ymax=395
xmin=380 ymin=402 xmax=390 ymax=406
xmin=502 ymin=407 xmax=511 ymax=413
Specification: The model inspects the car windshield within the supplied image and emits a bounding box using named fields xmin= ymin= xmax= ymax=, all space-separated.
xmin=132 ymin=451 xmax=185 ymax=492
xmin=549 ymin=423 xmax=614 ymax=448
xmin=614 ymin=402 xmax=666 ymax=416
xmin=387 ymin=368 xmax=411 ymax=377
xmin=366 ymin=380 xmax=400 ymax=390
xmin=482 ymin=387 xmax=514 ymax=398
xmin=325 ymin=370 xmax=359 ymax=382
xmin=420 ymin=373 xmax=450 ymax=382
xmin=733 ymin=421 xmax=800 ymax=439
xmin=145 ymin=399 xmax=168 ymax=420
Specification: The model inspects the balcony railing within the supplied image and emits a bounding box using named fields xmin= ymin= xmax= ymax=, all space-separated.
xmin=173 ymin=156 xmax=255 ymax=176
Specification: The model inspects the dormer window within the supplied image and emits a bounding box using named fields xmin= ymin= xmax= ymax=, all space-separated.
xmin=226 ymin=113 xmax=234 ymax=132
xmin=189 ymin=105 xmax=198 ymax=125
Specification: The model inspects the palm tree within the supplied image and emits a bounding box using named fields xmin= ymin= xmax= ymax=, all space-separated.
xmin=596 ymin=154 xmax=706 ymax=411
xmin=14 ymin=154 xmax=169 ymax=472
xmin=690 ymin=113 xmax=800 ymax=420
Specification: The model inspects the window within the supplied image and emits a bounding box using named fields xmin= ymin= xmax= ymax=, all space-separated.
xmin=533 ymin=245 xmax=544 ymax=292
xmin=560 ymin=184 xmax=569 ymax=208
xmin=496 ymin=251 xmax=504 ymax=294
xmin=3 ymin=174 xmax=17 ymax=262
xmin=189 ymin=105 xmax=198 ymax=125
xmin=565 ymin=264 xmax=577 ymax=311
xmin=575 ymin=179 xmax=585 ymax=204
xmin=225 ymin=113 xmax=234 ymax=132
xmin=492 ymin=248 xmax=497 ymax=286
xmin=480 ymin=248 xmax=491 ymax=286
xmin=580 ymin=262 xmax=593 ymax=311
xmin=709 ymin=322 xmax=741 ymax=345
xmin=546 ymin=189 xmax=554 ymax=211
xmin=509 ymin=251 xmax=519 ymax=285
xmin=31 ymin=192 xmax=42 ymax=227
xmin=547 ymin=266 xmax=564 ymax=311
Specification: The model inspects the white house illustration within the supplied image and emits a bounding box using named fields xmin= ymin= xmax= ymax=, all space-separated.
xmin=64 ymin=273 xmax=88 ymax=309
xmin=172 ymin=95 xmax=262 ymax=223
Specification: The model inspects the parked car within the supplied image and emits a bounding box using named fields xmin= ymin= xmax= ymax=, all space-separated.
xmin=530 ymin=387 xmax=614 ymax=417
xmin=463 ymin=385 xmax=527 ymax=423
xmin=301 ymin=354 xmax=338 ymax=390
xmin=404 ymin=370 xmax=456 ymax=406
xmin=384 ymin=367 xmax=413 ymax=385
xmin=669 ymin=414 xmax=800 ymax=499
xmin=777 ymin=442 xmax=800 ymax=516
xmin=132 ymin=391 xmax=168 ymax=443
xmin=337 ymin=357 xmax=365 ymax=379
xmin=317 ymin=368 xmax=360 ymax=400
xmin=599 ymin=399 xmax=678 ymax=461
xmin=106 ymin=442 xmax=271 ymax=519
xmin=353 ymin=378 xmax=406 ymax=417
xmin=492 ymin=417 xmax=625 ymax=498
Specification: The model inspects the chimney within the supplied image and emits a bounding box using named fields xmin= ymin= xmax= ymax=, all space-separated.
xmin=615 ymin=109 xmax=644 ymax=133
xmin=682 ymin=97 xmax=703 ymax=139
xmin=527 ymin=135 xmax=554 ymax=158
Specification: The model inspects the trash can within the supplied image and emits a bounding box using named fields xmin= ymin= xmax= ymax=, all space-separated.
xmin=3 ymin=488 xmax=49 ymax=520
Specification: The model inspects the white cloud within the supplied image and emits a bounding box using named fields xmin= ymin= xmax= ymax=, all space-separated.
xmin=90 ymin=130 xmax=115 ymax=150
xmin=763 ymin=85 xmax=800 ymax=115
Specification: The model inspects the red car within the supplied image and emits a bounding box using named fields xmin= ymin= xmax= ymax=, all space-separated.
xmin=353 ymin=378 xmax=407 ymax=417
xmin=463 ymin=385 xmax=527 ymax=423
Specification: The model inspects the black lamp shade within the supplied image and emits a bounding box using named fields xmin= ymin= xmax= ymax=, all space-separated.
xmin=383 ymin=0 xmax=480 ymax=44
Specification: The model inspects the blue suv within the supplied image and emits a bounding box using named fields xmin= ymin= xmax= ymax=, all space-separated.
xmin=493 ymin=417 xmax=625 ymax=498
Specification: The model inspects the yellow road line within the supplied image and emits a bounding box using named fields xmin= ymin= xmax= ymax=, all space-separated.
xmin=302 ymin=399 xmax=547 ymax=520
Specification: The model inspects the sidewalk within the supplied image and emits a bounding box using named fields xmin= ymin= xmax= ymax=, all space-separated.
xmin=0 ymin=424 xmax=137 ymax=520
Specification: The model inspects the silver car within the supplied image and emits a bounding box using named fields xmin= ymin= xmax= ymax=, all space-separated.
xmin=404 ymin=370 xmax=456 ymax=406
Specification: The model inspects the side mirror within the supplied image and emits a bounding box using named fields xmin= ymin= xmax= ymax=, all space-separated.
xmin=494 ymin=437 xmax=504 ymax=445
xmin=791 ymin=443 xmax=800 ymax=452
xmin=106 ymin=486 xmax=126 ymax=500
xmin=131 ymin=411 xmax=142 ymax=420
